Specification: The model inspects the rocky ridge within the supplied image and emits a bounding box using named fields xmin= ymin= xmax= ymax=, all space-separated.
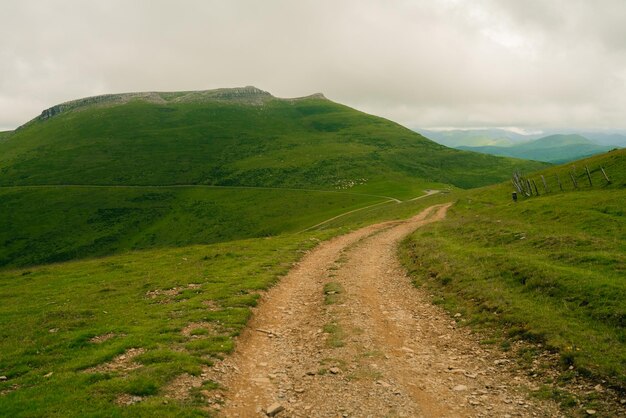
xmin=23 ymin=86 xmax=326 ymax=127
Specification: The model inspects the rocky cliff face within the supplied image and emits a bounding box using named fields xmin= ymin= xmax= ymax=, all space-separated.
xmin=26 ymin=86 xmax=326 ymax=127
xmin=34 ymin=87 xmax=276 ymax=123
xmin=36 ymin=92 xmax=167 ymax=122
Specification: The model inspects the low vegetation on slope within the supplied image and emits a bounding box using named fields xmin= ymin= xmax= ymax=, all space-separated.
xmin=0 ymin=233 xmax=333 ymax=417
xmin=458 ymin=134 xmax=615 ymax=164
xmin=0 ymin=87 xmax=545 ymax=193
xmin=0 ymin=195 xmax=447 ymax=417
xmin=0 ymin=130 xmax=12 ymax=141
xmin=0 ymin=186 xmax=383 ymax=268
xmin=0 ymin=87 xmax=546 ymax=268
xmin=401 ymin=149 xmax=626 ymax=408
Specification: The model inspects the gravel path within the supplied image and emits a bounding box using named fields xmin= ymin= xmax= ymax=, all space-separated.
xmin=209 ymin=204 xmax=561 ymax=417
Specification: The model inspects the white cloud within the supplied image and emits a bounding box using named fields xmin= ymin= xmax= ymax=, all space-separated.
xmin=1 ymin=0 xmax=625 ymax=130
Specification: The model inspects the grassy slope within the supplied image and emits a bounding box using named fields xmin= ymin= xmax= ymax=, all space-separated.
xmin=0 ymin=186 xmax=382 ymax=269
xmin=0 ymin=89 xmax=545 ymax=268
xmin=0 ymin=93 xmax=545 ymax=194
xmin=0 ymin=232 xmax=331 ymax=417
xmin=401 ymin=149 xmax=626 ymax=397
xmin=458 ymin=134 xmax=615 ymax=164
xmin=0 ymin=194 xmax=447 ymax=417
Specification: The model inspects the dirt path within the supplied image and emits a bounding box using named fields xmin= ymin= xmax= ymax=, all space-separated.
xmin=209 ymin=204 xmax=560 ymax=417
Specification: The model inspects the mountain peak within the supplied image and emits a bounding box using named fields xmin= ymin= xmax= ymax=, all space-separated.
xmin=533 ymin=134 xmax=592 ymax=146
xmin=29 ymin=87 xmax=329 ymax=126
xmin=32 ymin=86 xmax=276 ymax=125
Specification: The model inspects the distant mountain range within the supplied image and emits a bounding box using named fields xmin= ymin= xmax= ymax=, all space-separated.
xmin=418 ymin=129 xmax=624 ymax=163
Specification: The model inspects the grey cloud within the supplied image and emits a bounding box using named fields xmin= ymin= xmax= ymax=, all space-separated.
xmin=1 ymin=0 xmax=625 ymax=131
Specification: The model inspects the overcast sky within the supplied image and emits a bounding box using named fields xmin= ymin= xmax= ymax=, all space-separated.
xmin=2 ymin=0 xmax=626 ymax=131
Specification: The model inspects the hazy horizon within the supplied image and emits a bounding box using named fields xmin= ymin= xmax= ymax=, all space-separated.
xmin=2 ymin=0 xmax=626 ymax=131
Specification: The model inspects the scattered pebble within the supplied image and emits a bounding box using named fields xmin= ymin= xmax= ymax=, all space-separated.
xmin=265 ymin=402 xmax=284 ymax=416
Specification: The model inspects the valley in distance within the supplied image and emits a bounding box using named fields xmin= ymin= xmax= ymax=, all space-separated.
xmin=0 ymin=87 xmax=624 ymax=417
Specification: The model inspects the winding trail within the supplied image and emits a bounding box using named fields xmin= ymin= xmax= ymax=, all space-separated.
xmin=207 ymin=204 xmax=560 ymax=417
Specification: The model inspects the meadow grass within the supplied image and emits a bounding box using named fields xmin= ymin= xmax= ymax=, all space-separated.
xmin=0 ymin=185 xmax=382 ymax=268
xmin=323 ymin=282 xmax=344 ymax=305
xmin=0 ymin=96 xmax=546 ymax=194
xmin=400 ymin=150 xmax=626 ymax=393
xmin=0 ymin=186 xmax=453 ymax=416
xmin=0 ymin=187 xmax=453 ymax=416
xmin=0 ymin=232 xmax=335 ymax=417
xmin=0 ymin=91 xmax=545 ymax=271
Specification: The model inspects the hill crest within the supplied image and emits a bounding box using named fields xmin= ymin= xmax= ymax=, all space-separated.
xmin=27 ymin=86 xmax=327 ymax=127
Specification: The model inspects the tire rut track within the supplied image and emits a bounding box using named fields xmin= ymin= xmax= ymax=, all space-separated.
xmin=208 ymin=204 xmax=560 ymax=417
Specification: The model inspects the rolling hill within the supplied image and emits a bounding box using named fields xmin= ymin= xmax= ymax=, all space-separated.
xmin=458 ymin=134 xmax=614 ymax=164
xmin=1 ymin=87 xmax=545 ymax=191
xmin=401 ymin=148 xmax=626 ymax=410
xmin=0 ymin=87 xmax=623 ymax=415
xmin=417 ymin=128 xmax=534 ymax=148
xmin=0 ymin=87 xmax=547 ymax=268
xmin=458 ymin=134 xmax=615 ymax=163
xmin=0 ymin=130 xmax=12 ymax=141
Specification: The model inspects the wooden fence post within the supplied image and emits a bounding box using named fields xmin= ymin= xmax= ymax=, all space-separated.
xmin=556 ymin=174 xmax=563 ymax=191
xmin=584 ymin=165 xmax=593 ymax=187
xmin=600 ymin=166 xmax=611 ymax=184
xmin=569 ymin=172 xmax=578 ymax=188
xmin=541 ymin=175 xmax=549 ymax=193
xmin=532 ymin=179 xmax=539 ymax=196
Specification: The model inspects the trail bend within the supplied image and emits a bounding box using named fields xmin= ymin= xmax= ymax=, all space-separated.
xmin=208 ymin=204 xmax=559 ymax=417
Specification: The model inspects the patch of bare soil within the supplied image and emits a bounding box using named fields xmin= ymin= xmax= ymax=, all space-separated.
xmin=115 ymin=393 xmax=144 ymax=406
xmin=145 ymin=283 xmax=202 ymax=304
xmin=0 ymin=384 xmax=19 ymax=396
xmin=84 ymin=347 xmax=146 ymax=374
xmin=164 ymin=372 xmax=204 ymax=400
xmin=89 ymin=332 xmax=120 ymax=344
xmin=181 ymin=322 xmax=222 ymax=338
xmin=203 ymin=204 xmax=562 ymax=417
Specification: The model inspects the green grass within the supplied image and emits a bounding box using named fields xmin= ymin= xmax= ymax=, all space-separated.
xmin=324 ymin=282 xmax=344 ymax=305
xmin=323 ymin=322 xmax=346 ymax=348
xmin=0 ymin=231 xmax=334 ymax=417
xmin=0 ymin=88 xmax=545 ymax=269
xmin=0 ymin=185 xmax=383 ymax=268
xmin=400 ymin=149 xmax=626 ymax=392
xmin=0 ymin=88 xmax=587 ymax=416
xmin=0 ymin=181 xmax=453 ymax=416
xmin=0 ymin=90 xmax=546 ymax=196
xmin=458 ymin=133 xmax=615 ymax=164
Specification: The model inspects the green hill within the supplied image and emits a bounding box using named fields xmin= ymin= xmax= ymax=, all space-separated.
xmin=0 ymin=87 xmax=547 ymax=268
xmin=401 ymin=149 xmax=626 ymax=406
xmin=459 ymin=134 xmax=615 ymax=163
xmin=418 ymin=128 xmax=528 ymax=147
xmin=0 ymin=86 xmax=622 ymax=415
xmin=1 ymin=87 xmax=544 ymax=192
xmin=0 ymin=130 xmax=12 ymax=141
xmin=525 ymin=134 xmax=591 ymax=148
